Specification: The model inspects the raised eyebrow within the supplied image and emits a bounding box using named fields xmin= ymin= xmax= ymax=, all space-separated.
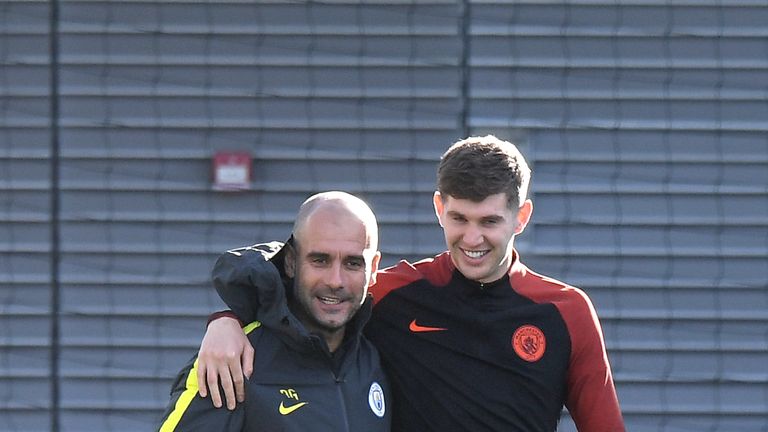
xmin=345 ymin=254 xmax=366 ymax=263
xmin=306 ymin=251 xmax=330 ymax=261
xmin=305 ymin=252 xmax=365 ymax=263
xmin=482 ymin=215 xmax=504 ymax=223
xmin=446 ymin=210 xmax=502 ymax=222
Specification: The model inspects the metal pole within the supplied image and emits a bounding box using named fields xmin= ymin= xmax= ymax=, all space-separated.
xmin=48 ymin=0 xmax=61 ymax=429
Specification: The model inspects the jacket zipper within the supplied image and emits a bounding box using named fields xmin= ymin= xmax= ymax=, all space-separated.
xmin=314 ymin=336 xmax=352 ymax=432
xmin=332 ymin=369 xmax=350 ymax=432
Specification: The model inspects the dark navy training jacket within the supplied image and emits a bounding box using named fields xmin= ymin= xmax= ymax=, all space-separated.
xmin=158 ymin=242 xmax=391 ymax=432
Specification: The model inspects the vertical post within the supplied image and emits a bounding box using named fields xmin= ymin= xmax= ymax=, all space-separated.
xmin=48 ymin=0 xmax=61 ymax=430
xmin=459 ymin=0 xmax=471 ymax=138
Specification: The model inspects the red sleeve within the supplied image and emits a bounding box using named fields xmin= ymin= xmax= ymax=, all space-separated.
xmin=206 ymin=310 xmax=243 ymax=328
xmin=369 ymin=254 xmax=454 ymax=305
xmin=558 ymin=289 xmax=625 ymax=432
xmin=369 ymin=260 xmax=423 ymax=305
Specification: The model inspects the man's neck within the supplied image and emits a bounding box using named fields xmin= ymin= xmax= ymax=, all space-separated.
xmin=324 ymin=330 xmax=344 ymax=353
xmin=287 ymin=301 xmax=346 ymax=352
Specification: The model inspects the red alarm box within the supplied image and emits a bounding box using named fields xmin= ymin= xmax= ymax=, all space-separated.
xmin=212 ymin=151 xmax=251 ymax=191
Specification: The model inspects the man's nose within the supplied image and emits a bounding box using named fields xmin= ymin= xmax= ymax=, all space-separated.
xmin=462 ymin=224 xmax=483 ymax=246
xmin=326 ymin=262 xmax=344 ymax=288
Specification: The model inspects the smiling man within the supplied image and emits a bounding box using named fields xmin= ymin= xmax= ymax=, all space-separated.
xmin=158 ymin=192 xmax=390 ymax=431
xmin=198 ymin=136 xmax=625 ymax=432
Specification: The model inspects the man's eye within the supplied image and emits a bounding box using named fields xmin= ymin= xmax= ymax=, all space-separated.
xmin=346 ymin=260 xmax=363 ymax=269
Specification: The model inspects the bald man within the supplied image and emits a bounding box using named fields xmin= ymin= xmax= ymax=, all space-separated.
xmin=158 ymin=192 xmax=391 ymax=431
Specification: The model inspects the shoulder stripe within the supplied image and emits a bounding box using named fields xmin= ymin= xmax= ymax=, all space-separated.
xmin=371 ymin=253 xmax=454 ymax=303
xmin=159 ymin=359 xmax=200 ymax=432
xmin=159 ymin=322 xmax=260 ymax=431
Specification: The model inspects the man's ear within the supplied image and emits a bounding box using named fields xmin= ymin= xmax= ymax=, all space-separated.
xmin=283 ymin=243 xmax=296 ymax=278
xmin=433 ymin=191 xmax=445 ymax=226
xmin=514 ymin=199 xmax=533 ymax=235
xmin=367 ymin=251 xmax=382 ymax=286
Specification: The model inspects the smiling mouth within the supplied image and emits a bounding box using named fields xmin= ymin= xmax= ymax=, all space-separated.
xmin=461 ymin=249 xmax=489 ymax=259
xmin=318 ymin=296 xmax=343 ymax=305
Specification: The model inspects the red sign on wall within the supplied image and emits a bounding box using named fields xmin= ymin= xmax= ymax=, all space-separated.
xmin=212 ymin=151 xmax=252 ymax=191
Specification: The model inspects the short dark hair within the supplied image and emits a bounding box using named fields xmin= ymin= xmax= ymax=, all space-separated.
xmin=437 ymin=135 xmax=531 ymax=208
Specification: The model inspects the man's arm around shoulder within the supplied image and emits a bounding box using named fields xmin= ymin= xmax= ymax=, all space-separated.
xmin=159 ymin=356 xmax=245 ymax=431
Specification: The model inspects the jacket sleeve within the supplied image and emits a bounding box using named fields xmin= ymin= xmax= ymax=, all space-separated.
xmin=158 ymin=358 xmax=245 ymax=432
xmin=563 ymin=291 xmax=625 ymax=431
xmin=211 ymin=243 xmax=285 ymax=324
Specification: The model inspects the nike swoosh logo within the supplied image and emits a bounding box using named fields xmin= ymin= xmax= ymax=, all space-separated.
xmin=409 ymin=319 xmax=447 ymax=332
xmin=279 ymin=401 xmax=308 ymax=415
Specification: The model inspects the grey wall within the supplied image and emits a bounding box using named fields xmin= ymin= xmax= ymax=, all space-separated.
xmin=1 ymin=1 xmax=766 ymax=431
